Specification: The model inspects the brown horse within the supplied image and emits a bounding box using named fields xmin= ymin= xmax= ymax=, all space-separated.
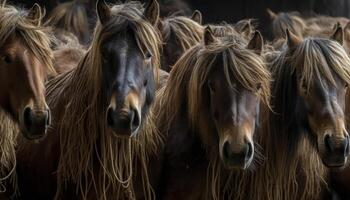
xmin=15 ymin=0 xmax=163 ymax=199
xmin=46 ymin=0 xmax=92 ymax=45
xmin=0 ymin=2 xmax=55 ymax=192
xmin=153 ymin=27 xmax=270 ymax=199
xmin=228 ymin=29 xmax=350 ymax=200
xmin=159 ymin=10 xmax=204 ymax=72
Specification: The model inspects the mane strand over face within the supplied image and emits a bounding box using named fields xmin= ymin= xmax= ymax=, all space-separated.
xmin=0 ymin=3 xmax=55 ymax=77
xmin=48 ymin=1 xmax=162 ymax=199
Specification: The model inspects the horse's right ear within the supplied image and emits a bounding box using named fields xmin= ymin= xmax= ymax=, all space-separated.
xmin=191 ymin=10 xmax=203 ymax=24
xmin=96 ymin=0 xmax=111 ymax=25
xmin=27 ymin=3 xmax=43 ymax=26
xmin=266 ymin=8 xmax=277 ymax=20
xmin=286 ymin=29 xmax=301 ymax=48
xmin=145 ymin=0 xmax=160 ymax=26
xmin=247 ymin=31 xmax=263 ymax=55
xmin=204 ymin=26 xmax=216 ymax=46
xmin=331 ymin=22 xmax=344 ymax=45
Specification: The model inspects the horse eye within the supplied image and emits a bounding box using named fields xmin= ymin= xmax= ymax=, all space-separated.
xmin=208 ymin=80 xmax=215 ymax=92
xmin=257 ymin=83 xmax=262 ymax=92
xmin=345 ymin=83 xmax=348 ymax=89
xmin=1 ymin=55 xmax=11 ymax=64
xmin=145 ymin=51 xmax=152 ymax=60
xmin=143 ymin=79 xmax=148 ymax=86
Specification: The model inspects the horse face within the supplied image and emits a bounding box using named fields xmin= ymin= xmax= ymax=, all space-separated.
xmin=208 ymin=65 xmax=260 ymax=169
xmin=297 ymin=74 xmax=349 ymax=167
xmin=103 ymin=30 xmax=156 ymax=138
xmin=0 ymin=33 xmax=50 ymax=139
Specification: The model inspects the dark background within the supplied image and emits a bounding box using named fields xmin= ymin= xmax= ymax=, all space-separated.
xmin=9 ymin=0 xmax=350 ymax=38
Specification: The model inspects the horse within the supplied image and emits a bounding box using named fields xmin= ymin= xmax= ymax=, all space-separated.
xmin=15 ymin=0 xmax=163 ymax=199
xmin=159 ymin=10 xmax=203 ymax=72
xmin=228 ymin=29 xmax=350 ymax=200
xmin=266 ymin=9 xmax=306 ymax=41
xmin=153 ymin=26 xmax=270 ymax=199
xmin=0 ymin=2 xmax=55 ymax=194
xmin=46 ymin=0 xmax=93 ymax=45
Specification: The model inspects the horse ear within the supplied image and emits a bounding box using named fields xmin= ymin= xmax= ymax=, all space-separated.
xmin=286 ymin=29 xmax=301 ymax=48
xmin=331 ymin=22 xmax=344 ymax=45
xmin=240 ymin=20 xmax=252 ymax=36
xmin=191 ymin=10 xmax=202 ymax=24
xmin=145 ymin=0 xmax=160 ymax=26
xmin=266 ymin=8 xmax=277 ymax=20
xmin=96 ymin=0 xmax=111 ymax=25
xmin=27 ymin=3 xmax=43 ymax=26
xmin=204 ymin=26 xmax=216 ymax=46
xmin=247 ymin=31 xmax=263 ymax=55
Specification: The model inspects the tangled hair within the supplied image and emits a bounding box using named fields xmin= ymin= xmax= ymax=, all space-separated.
xmin=46 ymin=0 xmax=91 ymax=45
xmin=0 ymin=2 xmax=55 ymax=77
xmin=154 ymin=34 xmax=270 ymax=199
xmin=229 ymin=37 xmax=350 ymax=200
xmin=48 ymin=2 xmax=162 ymax=199
xmin=0 ymin=111 xmax=18 ymax=194
xmin=269 ymin=11 xmax=306 ymax=40
xmin=160 ymin=15 xmax=203 ymax=52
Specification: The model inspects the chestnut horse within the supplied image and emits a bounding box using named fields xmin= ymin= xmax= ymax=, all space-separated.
xmin=16 ymin=0 xmax=163 ymax=199
xmin=153 ymin=27 xmax=270 ymax=199
xmin=159 ymin=10 xmax=204 ymax=72
xmin=0 ymin=2 xmax=55 ymax=193
xmin=228 ymin=29 xmax=350 ymax=200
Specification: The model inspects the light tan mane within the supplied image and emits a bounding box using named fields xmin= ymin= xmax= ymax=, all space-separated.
xmin=154 ymin=35 xmax=270 ymax=199
xmin=48 ymin=2 xmax=161 ymax=199
xmin=160 ymin=15 xmax=204 ymax=51
xmin=0 ymin=110 xmax=18 ymax=194
xmin=0 ymin=2 xmax=55 ymax=76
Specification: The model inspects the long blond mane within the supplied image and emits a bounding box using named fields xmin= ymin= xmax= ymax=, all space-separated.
xmin=154 ymin=34 xmax=270 ymax=199
xmin=0 ymin=2 xmax=55 ymax=76
xmin=48 ymin=2 xmax=161 ymax=199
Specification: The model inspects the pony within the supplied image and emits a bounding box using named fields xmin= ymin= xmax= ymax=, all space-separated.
xmin=159 ymin=10 xmax=203 ymax=72
xmin=154 ymin=27 xmax=270 ymax=199
xmin=0 ymin=1 xmax=55 ymax=193
xmin=15 ymin=0 xmax=163 ymax=199
xmin=46 ymin=0 xmax=92 ymax=45
xmin=227 ymin=29 xmax=350 ymax=200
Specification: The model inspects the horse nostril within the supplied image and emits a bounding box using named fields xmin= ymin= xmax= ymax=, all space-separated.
xmin=223 ymin=141 xmax=232 ymax=160
xmin=23 ymin=107 xmax=33 ymax=131
xmin=246 ymin=142 xmax=253 ymax=159
xmin=130 ymin=108 xmax=140 ymax=133
xmin=346 ymin=135 xmax=350 ymax=155
xmin=107 ymin=108 xmax=115 ymax=127
xmin=324 ymin=134 xmax=332 ymax=152
xmin=45 ymin=109 xmax=51 ymax=126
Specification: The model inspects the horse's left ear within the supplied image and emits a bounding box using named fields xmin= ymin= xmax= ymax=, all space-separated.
xmin=27 ymin=3 xmax=43 ymax=26
xmin=96 ymin=0 xmax=111 ymax=25
xmin=204 ymin=26 xmax=216 ymax=46
xmin=191 ymin=10 xmax=203 ymax=24
xmin=331 ymin=22 xmax=344 ymax=45
xmin=145 ymin=0 xmax=160 ymax=26
xmin=247 ymin=31 xmax=263 ymax=55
